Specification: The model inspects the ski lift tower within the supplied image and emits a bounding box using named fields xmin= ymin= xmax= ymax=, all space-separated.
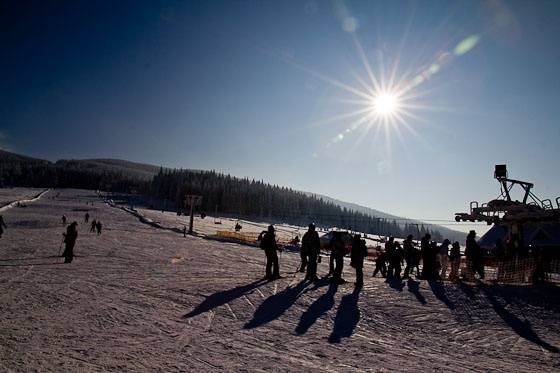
xmin=184 ymin=194 xmax=202 ymax=235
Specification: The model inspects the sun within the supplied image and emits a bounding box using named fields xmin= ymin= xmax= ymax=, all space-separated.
xmin=372 ymin=93 xmax=399 ymax=115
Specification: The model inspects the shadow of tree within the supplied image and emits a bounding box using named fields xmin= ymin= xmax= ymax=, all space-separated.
xmin=328 ymin=288 xmax=360 ymax=343
xmin=407 ymin=278 xmax=426 ymax=305
xmin=244 ymin=280 xmax=308 ymax=329
xmin=295 ymin=283 xmax=339 ymax=335
xmin=183 ymin=279 xmax=267 ymax=318
xmin=429 ymin=280 xmax=455 ymax=310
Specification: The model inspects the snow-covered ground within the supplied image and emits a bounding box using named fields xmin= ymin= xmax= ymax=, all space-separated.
xmin=0 ymin=187 xmax=46 ymax=208
xmin=1 ymin=189 xmax=559 ymax=371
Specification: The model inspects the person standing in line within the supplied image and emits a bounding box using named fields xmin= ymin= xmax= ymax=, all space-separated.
xmin=258 ymin=225 xmax=281 ymax=280
xmin=372 ymin=248 xmax=387 ymax=278
xmin=351 ymin=234 xmax=367 ymax=288
xmin=385 ymin=237 xmax=396 ymax=278
xmin=62 ymin=222 xmax=78 ymax=264
xmin=391 ymin=242 xmax=404 ymax=280
xmin=420 ymin=233 xmax=432 ymax=279
xmin=302 ymin=223 xmax=320 ymax=282
xmin=402 ymin=235 xmax=415 ymax=279
xmin=438 ymin=239 xmax=451 ymax=280
xmin=330 ymin=231 xmax=347 ymax=284
xmin=0 ymin=215 xmax=6 ymax=238
xmin=466 ymin=230 xmax=484 ymax=280
xmin=448 ymin=241 xmax=461 ymax=282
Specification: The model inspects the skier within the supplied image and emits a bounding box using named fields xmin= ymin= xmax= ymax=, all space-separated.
xmin=438 ymin=239 xmax=451 ymax=279
xmin=466 ymin=230 xmax=484 ymax=280
xmin=258 ymin=225 xmax=280 ymax=280
xmin=420 ymin=233 xmax=432 ymax=279
xmin=90 ymin=219 xmax=97 ymax=233
xmin=350 ymin=234 xmax=367 ymax=288
xmin=0 ymin=215 xmax=6 ymax=238
xmin=402 ymin=235 xmax=415 ymax=279
xmin=385 ymin=237 xmax=396 ymax=278
xmin=372 ymin=249 xmax=387 ymax=278
xmin=84 ymin=212 xmax=90 ymax=223
xmin=183 ymin=225 xmax=187 ymax=238
xmin=62 ymin=222 xmax=78 ymax=264
xmin=96 ymin=220 xmax=103 ymax=235
xmin=390 ymin=242 xmax=404 ymax=280
xmin=61 ymin=215 xmax=67 ymax=225
xmin=302 ymin=224 xmax=320 ymax=281
xmin=330 ymin=231 xmax=346 ymax=284
xmin=448 ymin=241 xmax=461 ymax=282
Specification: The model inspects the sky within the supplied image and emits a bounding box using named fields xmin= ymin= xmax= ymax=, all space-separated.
xmin=2 ymin=0 xmax=560 ymax=232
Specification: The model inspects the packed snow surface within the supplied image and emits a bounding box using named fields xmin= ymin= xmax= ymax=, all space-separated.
xmin=1 ymin=189 xmax=559 ymax=372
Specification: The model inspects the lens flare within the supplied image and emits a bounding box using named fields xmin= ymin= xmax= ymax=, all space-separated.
xmin=372 ymin=93 xmax=398 ymax=115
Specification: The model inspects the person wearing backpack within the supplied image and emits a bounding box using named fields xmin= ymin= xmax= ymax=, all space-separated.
xmin=258 ymin=225 xmax=281 ymax=280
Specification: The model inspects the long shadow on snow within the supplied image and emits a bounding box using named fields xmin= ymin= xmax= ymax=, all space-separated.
xmin=428 ymin=280 xmax=455 ymax=310
xmin=385 ymin=277 xmax=405 ymax=292
xmin=328 ymin=287 xmax=361 ymax=343
xmin=295 ymin=282 xmax=339 ymax=335
xmin=407 ymin=278 xmax=427 ymax=305
xmin=183 ymin=279 xmax=268 ymax=318
xmin=245 ymin=280 xmax=308 ymax=329
xmin=480 ymin=285 xmax=559 ymax=353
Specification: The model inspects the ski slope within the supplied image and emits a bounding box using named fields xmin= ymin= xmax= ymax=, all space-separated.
xmin=0 ymin=189 xmax=559 ymax=371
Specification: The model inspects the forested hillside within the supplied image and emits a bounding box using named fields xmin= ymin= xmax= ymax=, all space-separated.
xmin=0 ymin=150 xmax=447 ymax=240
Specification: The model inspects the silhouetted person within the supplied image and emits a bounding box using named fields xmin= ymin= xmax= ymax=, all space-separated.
xmin=372 ymin=249 xmax=387 ymax=278
xmin=96 ymin=220 xmax=102 ymax=235
xmin=403 ymin=235 xmax=415 ymax=279
xmin=351 ymin=234 xmax=367 ymax=288
xmin=298 ymin=234 xmax=308 ymax=273
xmin=62 ymin=215 xmax=67 ymax=225
xmin=438 ymin=239 xmax=450 ymax=279
xmin=62 ymin=222 xmax=78 ymax=263
xmin=0 ymin=215 xmax=6 ymax=238
xmin=385 ymin=237 xmax=396 ymax=277
xmin=390 ymin=241 xmax=404 ymax=280
xmin=466 ymin=230 xmax=484 ymax=280
xmin=449 ymin=241 xmax=461 ymax=282
xmin=258 ymin=225 xmax=280 ymax=280
xmin=235 ymin=222 xmax=242 ymax=232
xmin=302 ymin=224 xmax=320 ymax=281
xmin=420 ymin=233 xmax=432 ymax=279
xmin=90 ymin=219 xmax=97 ymax=233
xmin=84 ymin=212 xmax=90 ymax=223
xmin=183 ymin=225 xmax=187 ymax=238
xmin=330 ymin=231 xmax=346 ymax=284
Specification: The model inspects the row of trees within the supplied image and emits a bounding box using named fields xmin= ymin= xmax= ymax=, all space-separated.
xmin=150 ymin=168 xmax=443 ymax=240
xmin=0 ymin=151 xmax=444 ymax=240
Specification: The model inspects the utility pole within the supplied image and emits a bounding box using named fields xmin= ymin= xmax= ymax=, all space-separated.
xmin=184 ymin=194 xmax=202 ymax=235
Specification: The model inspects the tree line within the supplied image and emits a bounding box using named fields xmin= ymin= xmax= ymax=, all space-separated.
xmin=0 ymin=151 xmax=444 ymax=240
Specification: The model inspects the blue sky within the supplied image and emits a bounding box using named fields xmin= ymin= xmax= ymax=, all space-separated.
xmin=2 ymin=0 xmax=559 ymax=229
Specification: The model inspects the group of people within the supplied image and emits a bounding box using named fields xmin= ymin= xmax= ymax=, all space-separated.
xmin=258 ymin=223 xmax=486 ymax=286
xmin=60 ymin=212 xmax=103 ymax=264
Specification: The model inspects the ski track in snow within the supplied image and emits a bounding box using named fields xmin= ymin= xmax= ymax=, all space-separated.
xmin=0 ymin=188 xmax=559 ymax=372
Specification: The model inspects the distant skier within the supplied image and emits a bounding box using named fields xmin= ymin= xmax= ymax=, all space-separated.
xmin=0 ymin=215 xmax=6 ymax=238
xmin=385 ymin=237 xmax=396 ymax=278
xmin=62 ymin=222 xmax=78 ymax=263
xmin=372 ymin=249 xmax=387 ymax=278
xmin=302 ymin=223 xmax=320 ymax=282
xmin=61 ymin=215 xmax=67 ymax=225
xmin=90 ymin=219 xmax=97 ymax=233
xmin=390 ymin=242 xmax=404 ymax=280
xmin=258 ymin=225 xmax=280 ymax=280
xmin=330 ymin=231 xmax=346 ymax=284
xmin=235 ymin=222 xmax=242 ymax=232
xmin=183 ymin=225 xmax=187 ymax=238
xmin=465 ymin=230 xmax=484 ymax=280
xmin=402 ymin=235 xmax=415 ymax=279
xmin=84 ymin=212 xmax=90 ymax=223
xmin=350 ymin=234 xmax=367 ymax=288
xmin=438 ymin=239 xmax=451 ymax=279
xmin=448 ymin=241 xmax=461 ymax=282
xmin=96 ymin=220 xmax=102 ymax=235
